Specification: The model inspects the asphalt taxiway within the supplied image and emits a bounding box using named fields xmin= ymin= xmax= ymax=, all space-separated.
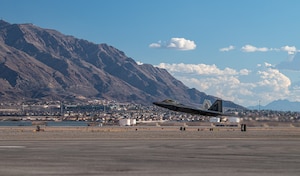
xmin=0 ymin=126 xmax=299 ymax=176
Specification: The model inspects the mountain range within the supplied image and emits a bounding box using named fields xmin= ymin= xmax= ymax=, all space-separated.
xmin=0 ymin=20 xmax=243 ymax=109
xmin=248 ymin=99 xmax=300 ymax=112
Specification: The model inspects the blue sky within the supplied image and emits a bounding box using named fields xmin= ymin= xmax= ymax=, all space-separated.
xmin=1 ymin=0 xmax=300 ymax=106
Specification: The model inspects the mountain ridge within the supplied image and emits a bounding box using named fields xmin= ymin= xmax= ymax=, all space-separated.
xmin=0 ymin=20 xmax=244 ymax=109
xmin=248 ymin=99 xmax=300 ymax=112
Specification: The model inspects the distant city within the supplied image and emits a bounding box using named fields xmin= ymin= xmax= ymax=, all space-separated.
xmin=1 ymin=99 xmax=299 ymax=126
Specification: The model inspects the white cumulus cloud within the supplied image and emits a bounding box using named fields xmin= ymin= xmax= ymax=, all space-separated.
xmin=241 ymin=44 xmax=269 ymax=52
xmin=239 ymin=69 xmax=251 ymax=75
xmin=219 ymin=45 xmax=235 ymax=52
xmin=257 ymin=68 xmax=291 ymax=92
xmin=148 ymin=42 xmax=161 ymax=48
xmin=281 ymin=45 xmax=297 ymax=55
xmin=157 ymin=63 xmax=238 ymax=76
xmin=156 ymin=62 xmax=294 ymax=106
xmin=149 ymin=38 xmax=196 ymax=51
xmin=238 ymin=44 xmax=298 ymax=55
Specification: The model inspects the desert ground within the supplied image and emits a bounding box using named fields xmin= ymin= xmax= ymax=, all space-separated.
xmin=0 ymin=125 xmax=299 ymax=176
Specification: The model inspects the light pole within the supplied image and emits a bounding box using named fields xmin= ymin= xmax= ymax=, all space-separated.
xmin=60 ymin=95 xmax=75 ymax=117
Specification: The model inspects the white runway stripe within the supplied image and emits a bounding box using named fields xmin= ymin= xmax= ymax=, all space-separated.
xmin=0 ymin=146 xmax=26 ymax=149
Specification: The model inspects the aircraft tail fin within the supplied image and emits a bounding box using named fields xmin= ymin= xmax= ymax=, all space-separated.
xmin=208 ymin=99 xmax=223 ymax=113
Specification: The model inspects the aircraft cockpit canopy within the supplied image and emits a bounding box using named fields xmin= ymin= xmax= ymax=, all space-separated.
xmin=162 ymin=99 xmax=180 ymax=104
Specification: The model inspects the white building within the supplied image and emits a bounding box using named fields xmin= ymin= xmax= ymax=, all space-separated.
xmin=119 ymin=119 xmax=136 ymax=126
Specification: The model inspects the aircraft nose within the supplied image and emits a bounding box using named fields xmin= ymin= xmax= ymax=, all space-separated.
xmin=153 ymin=102 xmax=159 ymax=105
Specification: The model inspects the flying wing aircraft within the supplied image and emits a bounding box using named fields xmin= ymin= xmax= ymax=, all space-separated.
xmin=153 ymin=99 xmax=226 ymax=117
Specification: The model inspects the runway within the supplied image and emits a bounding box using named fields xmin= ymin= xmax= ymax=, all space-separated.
xmin=0 ymin=126 xmax=300 ymax=176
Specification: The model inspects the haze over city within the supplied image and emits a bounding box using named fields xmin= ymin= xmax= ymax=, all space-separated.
xmin=1 ymin=0 xmax=300 ymax=106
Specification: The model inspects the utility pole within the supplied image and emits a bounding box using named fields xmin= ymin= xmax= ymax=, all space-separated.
xmin=258 ymin=100 xmax=261 ymax=116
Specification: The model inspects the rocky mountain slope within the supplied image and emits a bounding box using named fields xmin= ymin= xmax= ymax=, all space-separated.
xmin=0 ymin=20 xmax=243 ymax=109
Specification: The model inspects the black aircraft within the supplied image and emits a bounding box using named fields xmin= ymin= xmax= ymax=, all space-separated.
xmin=153 ymin=99 xmax=226 ymax=117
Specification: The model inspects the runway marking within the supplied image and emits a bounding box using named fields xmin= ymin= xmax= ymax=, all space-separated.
xmin=0 ymin=146 xmax=26 ymax=149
